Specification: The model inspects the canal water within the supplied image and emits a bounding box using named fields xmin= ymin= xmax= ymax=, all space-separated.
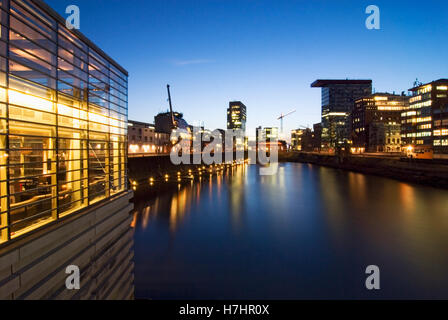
xmin=131 ymin=162 xmax=448 ymax=299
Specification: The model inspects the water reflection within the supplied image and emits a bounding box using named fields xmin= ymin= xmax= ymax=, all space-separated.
xmin=133 ymin=163 xmax=448 ymax=299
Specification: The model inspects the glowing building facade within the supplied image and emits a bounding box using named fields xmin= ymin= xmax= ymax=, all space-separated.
xmin=352 ymin=93 xmax=408 ymax=153
xmin=311 ymin=79 xmax=372 ymax=150
xmin=403 ymin=79 xmax=448 ymax=158
xmin=128 ymin=120 xmax=170 ymax=156
xmin=227 ymin=101 xmax=247 ymax=132
xmin=0 ymin=0 xmax=128 ymax=244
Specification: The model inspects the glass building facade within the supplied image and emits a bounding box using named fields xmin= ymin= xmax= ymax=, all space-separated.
xmin=403 ymin=79 xmax=448 ymax=158
xmin=311 ymin=80 xmax=372 ymax=149
xmin=0 ymin=0 xmax=128 ymax=244
xmin=227 ymin=101 xmax=247 ymax=132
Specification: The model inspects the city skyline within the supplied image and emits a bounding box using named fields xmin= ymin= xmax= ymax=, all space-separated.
xmin=45 ymin=0 xmax=448 ymax=135
xmin=1 ymin=0 xmax=448 ymax=303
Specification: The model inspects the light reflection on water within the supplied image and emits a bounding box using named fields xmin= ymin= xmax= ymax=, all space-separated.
xmin=132 ymin=163 xmax=448 ymax=299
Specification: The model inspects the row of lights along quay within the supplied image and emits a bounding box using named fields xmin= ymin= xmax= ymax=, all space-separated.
xmin=130 ymin=160 xmax=249 ymax=192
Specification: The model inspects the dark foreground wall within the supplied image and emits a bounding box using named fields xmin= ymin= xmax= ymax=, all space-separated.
xmin=280 ymin=152 xmax=448 ymax=189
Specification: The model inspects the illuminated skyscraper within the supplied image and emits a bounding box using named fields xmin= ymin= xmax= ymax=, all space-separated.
xmin=227 ymin=101 xmax=247 ymax=132
xmin=311 ymin=79 xmax=372 ymax=150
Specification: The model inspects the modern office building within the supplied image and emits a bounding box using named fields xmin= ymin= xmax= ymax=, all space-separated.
xmin=291 ymin=128 xmax=313 ymax=151
xmin=227 ymin=101 xmax=247 ymax=132
xmin=0 ymin=0 xmax=133 ymax=299
xmin=402 ymin=79 xmax=448 ymax=159
xmin=311 ymin=79 xmax=372 ymax=150
xmin=352 ymin=93 xmax=408 ymax=153
xmin=290 ymin=129 xmax=304 ymax=151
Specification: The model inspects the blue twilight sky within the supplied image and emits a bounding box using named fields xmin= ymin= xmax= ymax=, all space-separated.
xmin=46 ymin=0 xmax=448 ymax=137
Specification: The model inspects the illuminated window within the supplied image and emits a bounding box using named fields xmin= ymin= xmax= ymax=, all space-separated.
xmin=0 ymin=2 xmax=128 ymax=243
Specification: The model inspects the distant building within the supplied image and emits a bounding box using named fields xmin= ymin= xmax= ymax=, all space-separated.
xmin=369 ymin=123 xmax=402 ymax=153
xmin=193 ymin=127 xmax=224 ymax=153
xmin=217 ymin=129 xmax=226 ymax=152
xmin=154 ymin=111 xmax=189 ymax=134
xmin=351 ymin=93 xmax=408 ymax=153
xmin=227 ymin=101 xmax=247 ymax=132
xmin=128 ymin=120 xmax=170 ymax=156
xmin=256 ymin=127 xmax=279 ymax=152
xmin=311 ymin=79 xmax=372 ymax=150
xmin=291 ymin=128 xmax=313 ymax=151
xmin=313 ymin=123 xmax=323 ymax=151
xmin=128 ymin=120 xmax=155 ymax=145
xmin=261 ymin=127 xmax=279 ymax=142
xmin=255 ymin=126 xmax=262 ymax=151
xmin=302 ymin=129 xmax=314 ymax=152
xmin=403 ymin=79 xmax=448 ymax=159
xmin=278 ymin=140 xmax=288 ymax=152
xmin=290 ymin=129 xmax=303 ymax=151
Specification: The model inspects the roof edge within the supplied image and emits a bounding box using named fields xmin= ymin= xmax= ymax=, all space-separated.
xmin=409 ymin=79 xmax=448 ymax=91
xmin=311 ymin=79 xmax=372 ymax=87
xmin=32 ymin=0 xmax=128 ymax=76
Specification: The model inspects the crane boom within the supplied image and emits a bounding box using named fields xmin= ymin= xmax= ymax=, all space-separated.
xmin=277 ymin=109 xmax=296 ymax=132
xmin=166 ymin=84 xmax=176 ymax=129
xmin=277 ymin=109 xmax=296 ymax=120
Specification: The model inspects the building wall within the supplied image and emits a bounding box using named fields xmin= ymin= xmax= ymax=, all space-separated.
xmin=403 ymin=80 xmax=448 ymax=157
xmin=322 ymin=84 xmax=372 ymax=147
xmin=430 ymin=83 xmax=448 ymax=155
xmin=368 ymin=123 xmax=401 ymax=153
xmin=352 ymin=94 xmax=407 ymax=153
xmin=129 ymin=121 xmax=156 ymax=145
xmin=0 ymin=191 xmax=134 ymax=300
xmin=128 ymin=120 xmax=170 ymax=156
xmin=312 ymin=123 xmax=322 ymax=151
xmin=290 ymin=129 xmax=303 ymax=151
xmin=291 ymin=128 xmax=314 ymax=151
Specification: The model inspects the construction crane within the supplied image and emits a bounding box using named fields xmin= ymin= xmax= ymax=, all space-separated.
xmin=166 ymin=84 xmax=176 ymax=129
xmin=277 ymin=109 xmax=296 ymax=133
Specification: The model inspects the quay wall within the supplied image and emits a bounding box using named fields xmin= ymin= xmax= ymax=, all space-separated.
xmin=280 ymin=152 xmax=448 ymax=189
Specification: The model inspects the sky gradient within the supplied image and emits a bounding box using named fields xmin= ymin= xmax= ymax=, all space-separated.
xmin=46 ymin=0 xmax=448 ymax=137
